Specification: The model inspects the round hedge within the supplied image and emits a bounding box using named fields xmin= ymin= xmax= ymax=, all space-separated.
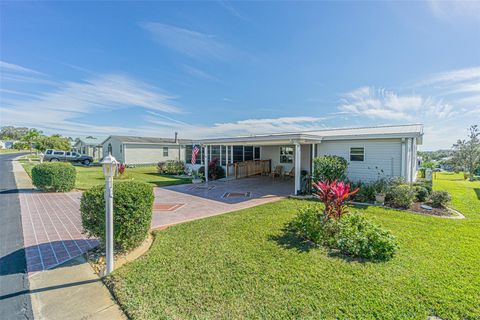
xmin=31 ymin=162 xmax=76 ymax=192
xmin=313 ymin=155 xmax=348 ymax=182
xmin=80 ymin=181 xmax=154 ymax=252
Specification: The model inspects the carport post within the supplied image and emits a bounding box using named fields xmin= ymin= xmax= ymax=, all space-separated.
xmin=294 ymin=143 xmax=301 ymax=195
xmin=204 ymin=145 xmax=209 ymax=182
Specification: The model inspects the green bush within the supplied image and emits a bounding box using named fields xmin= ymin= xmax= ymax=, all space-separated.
xmin=31 ymin=162 xmax=76 ymax=192
xmin=428 ymin=191 xmax=452 ymax=208
xmin=287 ymin=206 xmax=397 ymax=261
xmin=157 ymin=160 xmax=185 ymax=175
xmin=313 ymin=155 xmax=348 ymax=182
xmin=286 ymin=204 xmax=339 ymax=247
xmin=351 ymin=182 xmax=376 ymax=203
xmin=414 ymin=186 xmax=429 ymax=202
xmin=413 ymin=180 xmax=432 ymax=193
xmin=385 ymin=184 xmax=416 ymax=209
xmin=80 ymin=181 xmax=154 ymax=252
xmin=336 ymin=213 xmax=398 ymax=261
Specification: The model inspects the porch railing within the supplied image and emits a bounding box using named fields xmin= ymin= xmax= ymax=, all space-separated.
xmin=226 ymin=160 xmax=271 ymax=179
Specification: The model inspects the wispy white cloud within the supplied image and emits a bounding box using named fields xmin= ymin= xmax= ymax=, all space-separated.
xmin=427 ymin=0 xmax=480 ymax=22
xmin=141 ymin=22 xmax=241 ymax=60
xmin=338 ymin=86 xmax=455 ymax=121
xmin=0 ymin=60 xmax=44 ymax=75
xmin=143 ymin=114 xmax=329 ymax=138
xmin=180 ymin=64 xmax=220 ymax=82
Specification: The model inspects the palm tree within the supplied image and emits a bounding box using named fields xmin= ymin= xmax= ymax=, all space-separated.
xmin=22 ymin=128 xmax=42 ymax=152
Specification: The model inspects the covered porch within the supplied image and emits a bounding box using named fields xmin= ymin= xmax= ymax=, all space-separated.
xmin=197 ymin=133 xmax=322 ymax=195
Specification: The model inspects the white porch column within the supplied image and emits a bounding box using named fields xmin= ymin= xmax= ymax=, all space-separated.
xmin=204 ymin=145 xmax=209 ymax=182
xmin=225 ymin=146 xmax=228 ymax=178
xmin=400 ymin=138 xmax=406 ymax=179
xmin=294 ymin=143 xmax=301 ymax=195
xmin=230 ymin=145 xmax=233 ymax=164
xmin=311 ymin=143 xmax=316 ymax=175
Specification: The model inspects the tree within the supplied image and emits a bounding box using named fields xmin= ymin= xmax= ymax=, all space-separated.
xmin=0 ymin=126 xmax=30 ymax=140
xmin=21 ymin=128 xmax=42 ymax=152
xmin=452 ymin=125 xmax=480 ymax=180
xmin=35 ymin=135 xmax=71 ymax=152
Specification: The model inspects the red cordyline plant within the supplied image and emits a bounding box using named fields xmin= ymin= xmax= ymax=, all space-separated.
xmin=312 ymin=180 xmax=359 ymax=220
xmin=117 ymin=163 xmax=126 ymax=175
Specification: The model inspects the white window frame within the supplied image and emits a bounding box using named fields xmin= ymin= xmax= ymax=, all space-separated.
xmin=279 ymin=146 xmax=294 ymax=164
xmin=163 ymin=146 xmax=169 ymax=157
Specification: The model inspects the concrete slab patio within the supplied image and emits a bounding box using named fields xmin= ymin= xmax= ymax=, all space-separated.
xmin=151 ymin=176 xmax=293 ymax=229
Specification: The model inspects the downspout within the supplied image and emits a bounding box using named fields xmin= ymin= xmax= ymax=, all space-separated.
xmin=400 ymin=138 xmax=406 ymax=179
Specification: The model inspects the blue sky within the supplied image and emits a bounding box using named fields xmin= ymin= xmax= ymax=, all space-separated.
xmin=0 ymin=1 xmax=479 ymax=150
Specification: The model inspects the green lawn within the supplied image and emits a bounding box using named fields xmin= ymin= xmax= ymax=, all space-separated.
xmin=109 ymin=172 xmax=480 ymax=319
xmin=21 ymin=156 xmax=190 ymax=190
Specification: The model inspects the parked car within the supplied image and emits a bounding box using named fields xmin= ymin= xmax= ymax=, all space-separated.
xmin=43 ymin=149 xmax=93 ymax=165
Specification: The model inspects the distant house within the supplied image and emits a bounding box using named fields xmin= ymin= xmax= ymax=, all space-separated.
xmin=101 ymin=136 xmax=190 ymax=165
xmin=72 ymin=137 xmax=105 ymax=161
xmin=0 ymin=140 xmax=17 ymax=149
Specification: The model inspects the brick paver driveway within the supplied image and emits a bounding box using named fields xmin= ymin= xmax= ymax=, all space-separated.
xmin=18 ymin=176 xmax=292 ymax=273
xmin=151 ymin=176 xmax=293 ymax=229
xmin=19 ymin=192 xmax=98 ymax=274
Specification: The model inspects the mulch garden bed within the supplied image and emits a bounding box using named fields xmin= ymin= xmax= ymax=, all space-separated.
xmin=408 ymin=202 xmax=452 ymax=217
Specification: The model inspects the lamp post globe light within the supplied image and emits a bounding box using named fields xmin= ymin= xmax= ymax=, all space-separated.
xmin=99 ymin=153 xmax=119 ymax=275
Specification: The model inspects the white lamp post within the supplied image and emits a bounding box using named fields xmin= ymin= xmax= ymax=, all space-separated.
xmin=99 ymin=153 xmax=119 ymax=275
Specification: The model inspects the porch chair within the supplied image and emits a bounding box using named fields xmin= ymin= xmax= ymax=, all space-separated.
xmin=270 ymin=165 xmax=284 ymax=180
xmin=284 ymin=166 xmax=295 ymax=179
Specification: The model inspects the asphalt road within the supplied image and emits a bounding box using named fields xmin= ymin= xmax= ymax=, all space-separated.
xmin=0 ymin=152 xmax=33 ymax=319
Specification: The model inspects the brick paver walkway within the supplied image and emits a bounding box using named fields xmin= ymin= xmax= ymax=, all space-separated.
xmin=19 ymin=192 xmax=98 ymax=274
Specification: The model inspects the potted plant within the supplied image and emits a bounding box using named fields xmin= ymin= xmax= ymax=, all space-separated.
xmin=373 ymin=178 xmax=389 ymax=205
xmin=191 ymin=170 xmax=203 ymax=184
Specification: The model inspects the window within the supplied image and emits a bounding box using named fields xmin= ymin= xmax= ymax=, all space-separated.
xmin=254 ymin=147 xmax=261 ymax=160
xmin=280 ymin=146 xmax=294 ymax=163
xmin=120 ymin=144 xmax=123 ymax=153
xmin=210 ymin=146 xmax=220 ymax=162
xmin=107 ymin=143 xmax=112 ymax=154
xmin=244 ymin=146 xmax=253 ymax=161
xmin=350 ymin=147 xmax=364 ymax=162
xmin=53 ymin=151 xmax=65 ymax=156
xmin=163 ymin=147 xmax=169 ymax=157
xmin=66 ymin=152 xmax=71 ymax=156
xmin=186 ymin=145 xmax=202 ymax=164
xmin=46 ymin=150 xmax=53 ymax=155
xmin=233 ymin=146 xmax=244 ymax=163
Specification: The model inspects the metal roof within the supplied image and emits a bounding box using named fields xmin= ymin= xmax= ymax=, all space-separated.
xmin=102 ymin=135 xmax=191 ymax=145
xmin=196 ymin=124 xmax=423 ymax=145
xmin=74 ymin=136 xmax=106 ymax=146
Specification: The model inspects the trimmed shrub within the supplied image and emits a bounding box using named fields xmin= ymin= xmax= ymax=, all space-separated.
xmin=287 ymin=206 xmax=397 ymax=261
xmin=428 ymin=191 xmax=452 ymax=208
xmin=413 ymin=180 xmax=432 ymax=193
xmin=286 ymin=204 xmax=339 ymax=247
xmin=31 ymin=162 xmax=76 ymax=192
xmin=336 ymin=213 xmax=398 ymax=261
xmin=313 ymin=155 xmax=348 ymax=182
xmin=80 ymin=181 xmax=154 ymax=252
xmin=385 ymin=184 xmax=416 ymax=209
xmin=157 ymin=160 xmax=185 ymax=175
xmin=351 ymin=182 xmax=376 ymax=203
xmin=414 ymin=186 xmax=429 ymax=202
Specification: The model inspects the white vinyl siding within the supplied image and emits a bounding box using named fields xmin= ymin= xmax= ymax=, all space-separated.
xmin=318 ymin=139 xmax=402 ymax=182
xmin=124 ymin=144 xmax=184 ymax=165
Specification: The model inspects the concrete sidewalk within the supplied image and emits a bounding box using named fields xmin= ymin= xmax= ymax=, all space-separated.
xmin=12 ymin=157 xmax=125 ymax=320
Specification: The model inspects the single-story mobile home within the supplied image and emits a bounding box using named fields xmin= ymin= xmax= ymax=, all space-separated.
xmin=101 ymin=135 xmax=190 ymax=165
xmin=72 ymin=136 xmax=104 ymax=161
xmin=101 ymin=124 xmax=423 ymax=195
xmin=190 ymin=124 xmax=423 ymax=194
